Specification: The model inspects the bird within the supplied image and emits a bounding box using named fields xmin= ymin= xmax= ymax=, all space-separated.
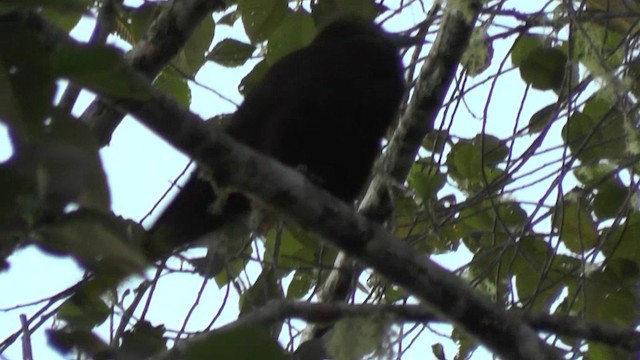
xmin=147 ymin=17 xmax=405 ymax=261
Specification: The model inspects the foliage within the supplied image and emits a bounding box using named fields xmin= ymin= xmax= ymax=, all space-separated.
xmin=1 ymin=0 xmax=640 ymax=359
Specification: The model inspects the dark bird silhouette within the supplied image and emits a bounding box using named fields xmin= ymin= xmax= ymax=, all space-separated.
xmin=148 ymin=18 xmax=405 ymax=257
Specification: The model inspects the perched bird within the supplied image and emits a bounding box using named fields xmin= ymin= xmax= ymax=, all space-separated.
xmin=149 ymin=18 xmax=405 ymax=258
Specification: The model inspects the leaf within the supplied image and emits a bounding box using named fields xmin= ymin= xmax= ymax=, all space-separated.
xmin=408 ymin=159 xmax=445 ymax=201
xmin=265 ymin=11 xmax=316 ymax=65
xmin=153 ymin=67 xmax=191 ymax=106
xmin=35 ymin=116 xmax=110 ymax=212
xmin=47 ymin=328 xmax=111 ymax=357
xmin=514 ymin=246 xmax=578 ymax=312
xmin=552 ymin=193 xmax=598 ymax=253
xmin=422 ymin=130 xmax=450 ymax=153
xmin=327 ymin=315 xmax=393 ymax=360
xmin=208 ymin=38 xmax=256 ymax=67
xmin=593 ymin=180 xmax=628 ymax=219
xmin=587 ymin=342 xmax=636 ymax=360
xmin=239 ymin=59 xmax=269 ymax=95
xmin=528 ymin=104 xmax=557 ymax=133
xmin=185 ymin=326 xmax=288 ymax=360
xmin=569 ymin=267 xmax=640 ymax=326
xmin=41 ymin=7 xmax=84 ymax=32
xmin=264 ymin=227 xmax=309 ymax=270
xmin=461 ymin=28 xmax=493 ymax=76
xmin=36 ymin=209 xmax=147 ymax=277
xmin=601 ymin=213 xmax=640 ymax=265
xmin=446 ymin=138 xmax=507 ymax=193
xmin=57 ymin=293 xmax=111 ymax=329
xmin=239 ymin=267 xmax=284 ymax=315
xmin=116 ymin=3 xmax=160 ymax=44
xmin=573 ymin=163 xmax=616 ymax=187
xmin=511 ymin=34 xmax=544 ymax=66
xmin=562 ymin=95 xmax=628 ymax=163
xmin=518 ymin=47 xmax=567 ymax=90
xmin=120 ymin=321 xmax=167 ymax=358
xmin=176 ymin=11 xmax=215 ymax=76
xmin=286 ymin=270 xmax=313 ymax=299
xmin=0 ymin=22 xmax=56 ymax=131
xmin=574 ymin=22 xmax=625 ymax=71
xmin=471 ymin=134 xmax=509 ymax=166
xmin=51 ymin=44 xmax=152 ymax=100
xmin=238 ymin=0 xmax=289 ymax=43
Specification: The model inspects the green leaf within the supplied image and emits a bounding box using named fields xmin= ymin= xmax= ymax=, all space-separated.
xmin=51 ymin=44 xmax=152 ymax=100
xmin=265 ymin=11 xmax=316 ymax=65
xmin=327 ymin=315 xmax=393 ymax=360
xmin=574 ymin=22 xmax=625 ymax=71
xmin=461 ymin=28 xmax=493 ymax=76
xmin=528 ymin=104 xmax=557 ymax=133
xmin=239 ymin=59 xmax=269 ymax=95
xmin=471 ymin=134 xmax=509 ymax=166
xmin=446 ymin=138 xmax=508 ymax=193
xmin=511 ymin=34 xmax=544 ymax=66
xmin=40 ymin=0 xmax=89 ymax=31
xmin=593 ymin=180 xmax=628 ymax=219
xmin=153 ymin=67 xmax=191 ymax=107
xmin=36 ymin=210 xmax=147 ymax=277
xmin=117 ymin=3 xmax=163 ymax=44
xmin=573 ymin=163 xmax=615 ymax=187
xmin=239 ymin=267 xmax=284 ymax=315
xmin=601 ymin=213 xmax=640 ymax=265
xmin=47 ymin=328 xmax=111 ymax=357
xmin=514 ymin=248 xmax=577 ymax=312
xmin=569 ymin=267 xmax=640 ymax=326
xmin=422 ymin=130 xmax=450 ymax=153
xmin=408 ymin=159 xmax=445 ymax=200
xmin=552 ymin=193 xmax=598 ymax=253
xmin=0 ymin=22 xmax=55 ymax=132
xmin=562 ymin=95 xmax=627 ymax=163
xmin=36 ymin=116 xmax=110 ymax=212
xmin=264 ymin=227 xmax=307 ymax=269
xmin=238 ymin=0 xmax=289 ymax=43
xmin=58 ymin=293 xmax=110 ymax=329
xmin=185 ymin=326 xmax=288 ymax=360
xmin=286 ymin=270 xmax=313 ymax=299
xmin=587 ymin=343 xmax=636 ymax=360
xmin=177 ymin=12 xmax=215 ymax=76
xmin=518 ymin=47 xmax=567 ymax=90
xmin=208 ymin=39 xmax=256 ymax=67
xmin=120 ymin=321 xmax=167 ymax=358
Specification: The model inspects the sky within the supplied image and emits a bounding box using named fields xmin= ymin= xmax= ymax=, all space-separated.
xmin=0 ymin=1 xmax=569 ymax=359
